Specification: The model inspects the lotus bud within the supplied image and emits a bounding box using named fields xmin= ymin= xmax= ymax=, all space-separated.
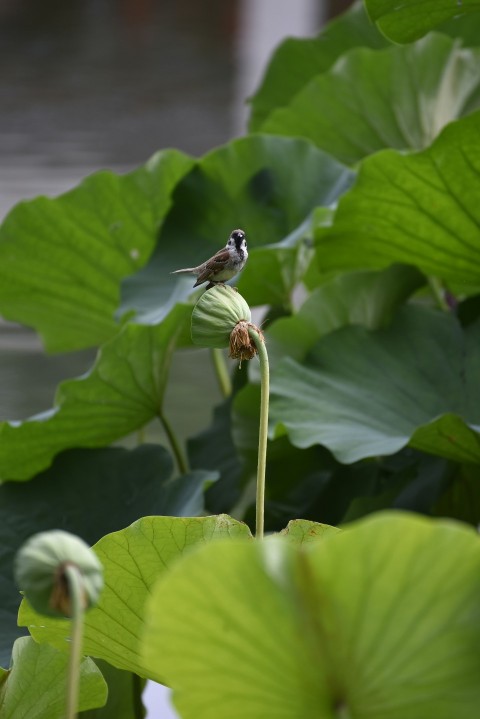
xmin=14 ymin=530 xmax=104 ymax=618
xmin=191 ymin=285 xmax=264 ymax=361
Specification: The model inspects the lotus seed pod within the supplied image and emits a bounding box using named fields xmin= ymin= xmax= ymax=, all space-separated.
xmin=14 ymin=530 xmax=104 ymax=618
xmin=191 ymin=285 xmax=252 ymax=348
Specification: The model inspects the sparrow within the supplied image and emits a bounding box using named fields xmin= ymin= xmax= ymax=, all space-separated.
xmin=171 ymin=229 xmax=248 ymax=288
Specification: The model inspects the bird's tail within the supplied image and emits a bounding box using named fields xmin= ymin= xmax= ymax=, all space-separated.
xmin=171 ymin=268 xmax=194 ymax=275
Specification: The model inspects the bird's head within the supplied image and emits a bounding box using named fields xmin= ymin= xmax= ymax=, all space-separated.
xmin=227 ymin=229 xmax=247 ymax=254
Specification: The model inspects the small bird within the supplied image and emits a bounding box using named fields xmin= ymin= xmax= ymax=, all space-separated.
xmin=171 ymin=229 xmax=248 ymax=288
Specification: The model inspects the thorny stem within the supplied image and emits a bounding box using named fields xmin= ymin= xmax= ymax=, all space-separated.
xmin=248 ymin=326 xmax=269 ymax=540
xmin=64 ymin=565 xmax=86 ymax=719
xmin=210 ymin=347 xmax=232 ymax=398
xmin=159 ymin=412 xmax=189 ymax=475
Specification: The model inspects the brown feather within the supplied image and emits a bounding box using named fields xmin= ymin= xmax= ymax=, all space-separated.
xmin=193 ymin=249 xmax=231 ymax=286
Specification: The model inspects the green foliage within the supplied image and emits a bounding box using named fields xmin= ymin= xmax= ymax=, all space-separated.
xmin=0 ymin=637 xmax=107 ymax=717
xmin=365 ymin=0 xmax=480 ymax=43
xmin=0 ymin=150 xmax=194 ymax=351
xmin=316 ymin=111 xmax=480 ymax=291
xmin=142 ymin=513 xmax=480 ymax=719
xmin=252 ymin=264 xmax=424 ymax=374
xmin=248 ymin=1 xmax=388 ymax=129
xmin=2 ymin=0 xmax=480 ymax=715
xmin=19 ymin=515 xmax=252 ymax=682
xmin=0 ymin=303 xmax=192 ymax=480
xmin=0 ymin=445 xmax=213 ymax=667
xmin=260 ymin=34 xmax=480 ymax=165
xmin=270 ymin=306 xmax=480 ymax=463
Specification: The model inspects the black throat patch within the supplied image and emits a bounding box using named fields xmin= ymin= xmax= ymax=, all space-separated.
xmin=233 ymin=232 xmax=245 ymax=257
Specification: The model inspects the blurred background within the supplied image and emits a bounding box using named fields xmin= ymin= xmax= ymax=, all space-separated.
xmin=0 ymin=0 xmax=351 ymax=715
xmin=0 ymin=0 xmax=352 ymax=217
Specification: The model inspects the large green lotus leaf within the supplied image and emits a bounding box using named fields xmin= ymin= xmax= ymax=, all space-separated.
xmin=316 ymin=111 xmax=480 ymax=291
xmin=19 ymin=515 xmax=252 ymax=682
xmin=141 ymin=512 xmax=480 ymax=719
xmin=127 ymin=135 xmax=354 ymax=313
xmin=0 ymin=637 xmax=107 ymax=717
xmin=252 ymin=264 xmax=423 ymax=378
xmin=142 ymin=538 xmax=331 ymax=718
xmin=0 ymin=150 xmax=194 ymax=352
xmin=365 ymin=0 xmax=480 ymax=43
xmin=0 ymin=445 xmax=213 ymax=668
xmin=248 ymin=1 xmax=387 ymax=131
xmin=270 ymin=305 xmax=480 ymax=464
xmin=304 ymin=512 xmax=480 ymax=718
xmin=0 ymin=302 xmax=192 ymax=481
xmin=260 ymin=34 xmax=480 ymax=166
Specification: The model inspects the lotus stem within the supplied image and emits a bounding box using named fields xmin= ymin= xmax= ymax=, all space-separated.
xmin=159 ymin=412 xmax=189 ymax=475
xmin=248 ymin=326 xmax=269 ymax=540
xmin=427 ymin=275 xmax=449 ymax=311
xmin=64 ymin=564 xmax=86 ymax=719
xmin=210 ymin=347 xmax=232 ymax=398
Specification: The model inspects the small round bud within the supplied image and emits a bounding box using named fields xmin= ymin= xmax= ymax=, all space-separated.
xmin=15 ymin=530 xmax=104 ymax=617
xmin=191 ymin=285 xmax=252 ymax=348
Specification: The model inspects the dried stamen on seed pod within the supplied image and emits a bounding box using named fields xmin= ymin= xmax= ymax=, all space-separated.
xmin=229 ymin=321 xmax=263 ymax=362
xmin=50 ymin=561 xmax=88 ymax=617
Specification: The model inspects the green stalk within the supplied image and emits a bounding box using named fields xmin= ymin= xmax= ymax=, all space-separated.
xmin=427 ymin=275 xmax=449 ymax=311
xmin=64 ymin=565 xmax=86 ymax=719
xmin=210 ymin=347 xmax=232 ymax=398
xmin=336 ymin=703 xmax=352 ymax=719
xmin=248 ymin=326 xmax=269 ymax=540
xmin=159 ymin=412 xmax=189 ymax=475
xmin=132 ymin=674 xmax=146 ymax=719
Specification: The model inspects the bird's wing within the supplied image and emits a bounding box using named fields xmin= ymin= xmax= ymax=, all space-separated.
xmin=193 ymin=249 xmax=230 ymax=286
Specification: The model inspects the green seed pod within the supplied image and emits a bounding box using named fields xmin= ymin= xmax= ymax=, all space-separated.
xmin=191 ymin=285 xmax=252 ymax=348
xmin=15 ymin=530 xmax=104 ymax=618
